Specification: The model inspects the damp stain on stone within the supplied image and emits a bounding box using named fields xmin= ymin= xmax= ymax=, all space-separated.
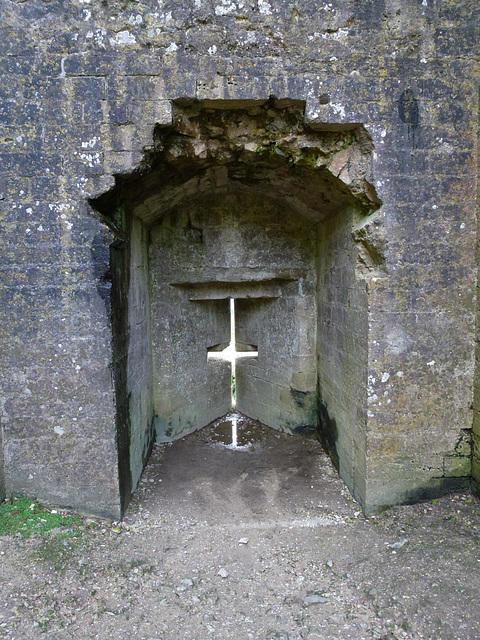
xmin=398 ymin=88 xmax=420 ymax=147
xmin=292 ymin=424 xmax=318 ymax=439
xmin=317 ymin=397 xmax=339 ymax=470
xmin=398 ymin=89 xmax=419 ymax=126
xmin=91 ymin=230 xmax=112 ymax=310
xmin=291 ymin=388 xmax=309 ymax=408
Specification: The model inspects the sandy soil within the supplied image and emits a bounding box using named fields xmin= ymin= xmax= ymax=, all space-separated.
xmin=0 ymin=415 xmax=479 ymax=640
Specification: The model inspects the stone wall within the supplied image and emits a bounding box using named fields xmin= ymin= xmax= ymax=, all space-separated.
xmin=0 ymin=0 xmax=478 ymax=516
xmin=474 ymin=84 xmax=480 ymax=499
xmin=149 ymin=192 xmax=318 ymax=438
xmin=149 ymin=201 xmax=233 ymax=439
xmin=235 ymin=287 xmax=318 ymax=431
xmin=317 ymin=206 xmax=370 ymax=506
xmin=0 ymin=421 xmax=5 ymax=504
xmin=127 ymin=217 xmax=155 ymax=488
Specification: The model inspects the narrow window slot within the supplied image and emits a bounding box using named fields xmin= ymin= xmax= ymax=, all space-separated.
xmin=207 ymin=298 xmax=258 ymax=408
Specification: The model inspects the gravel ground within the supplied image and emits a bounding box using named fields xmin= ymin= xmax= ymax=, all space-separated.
xmin=0 ymin=415 xmax=479 ymax=640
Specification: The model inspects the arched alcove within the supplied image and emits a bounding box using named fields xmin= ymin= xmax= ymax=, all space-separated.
xmin=90 ymin=99 xmax=382 ymax=513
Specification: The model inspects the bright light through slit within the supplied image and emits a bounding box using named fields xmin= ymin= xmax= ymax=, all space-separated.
xmin=231 ymin=414 xmax=238 ymax=447
xmin=207 ymin=298 xmax=258 ymax=446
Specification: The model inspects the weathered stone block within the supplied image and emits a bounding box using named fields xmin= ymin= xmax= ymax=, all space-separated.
xmin=443 ymin=454 xmax=471 ymax=478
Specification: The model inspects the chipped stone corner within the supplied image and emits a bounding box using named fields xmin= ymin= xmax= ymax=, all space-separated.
xmin=442 ymin=429 xmax=472 ymax=478
xmin=352 ymin=211 xmax=388 ymax=278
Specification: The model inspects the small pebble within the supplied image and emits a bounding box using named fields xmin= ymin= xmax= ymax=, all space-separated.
xmin=180 ymin=578 xmax=194 ymax=587
xmin=218 ymin=568 xmax=229 ymax=578
xmin=389 ymin=538 xmax=408 ymax=549
xmin=303 ymin=594 xmax=329 ymax=605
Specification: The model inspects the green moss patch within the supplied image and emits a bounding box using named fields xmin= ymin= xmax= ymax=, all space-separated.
xmin=0 ymin=498 xmax=85 ymax=539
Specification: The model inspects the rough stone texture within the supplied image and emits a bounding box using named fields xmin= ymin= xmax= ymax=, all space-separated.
xmin=317 ymin=206 xmax=370 ymax=505
xmin=0 ymin=0 xmax=479 ymax=517
xmin=92 ymin=103 xmax=379 ymax=511
xmin=125 ymin=217 xmax=155 ymax=489
xmin=0 ymin=422 xmax=5 ymax=504
xmin=149 ymin=190 xmax=320 ymax=438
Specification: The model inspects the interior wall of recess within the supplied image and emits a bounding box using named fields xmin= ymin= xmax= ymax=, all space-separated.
xmin=148 ymin=191 xmax=319 ymax=440
xmin=149 ymin=199 xmax=233 ymax=442
xmin=473 ymin=87 xmax=480 ymax=498
xmin=110 ymin=215 xmax=155 ymax=508
xmin=127 ymin=216 xmax=155 ymax=490
xmin=316 ymin=207 xmax=369 ymax=504
xmin=0 ymin=423 xmax=5 ymax=504
xmin=235 ymin=293 xmax=318 ymax=431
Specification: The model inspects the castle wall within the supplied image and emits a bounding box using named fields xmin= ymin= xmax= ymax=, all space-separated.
xmin=0 ymin=0 xmax=478 ymax=515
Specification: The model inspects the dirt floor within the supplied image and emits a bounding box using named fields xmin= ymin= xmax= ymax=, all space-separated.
xmin=0 ymin=413 xmax=479 ymax=640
